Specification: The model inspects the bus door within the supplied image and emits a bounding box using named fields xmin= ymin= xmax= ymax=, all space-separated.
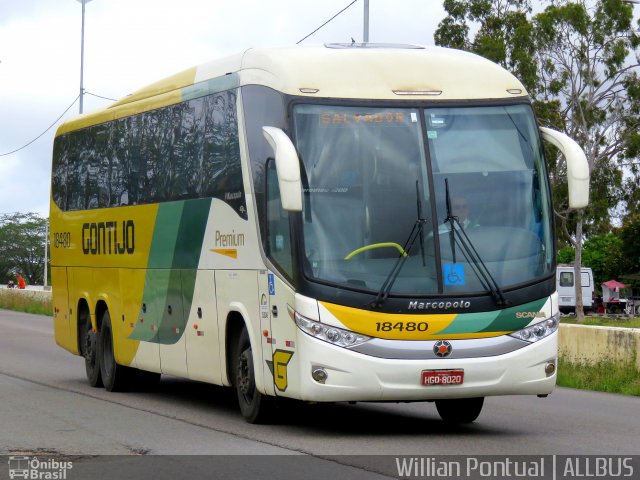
xmin=257 ymin=270 xmax=275 ymax=396
xmin=263 ymin=160 xmax=300 ymax=397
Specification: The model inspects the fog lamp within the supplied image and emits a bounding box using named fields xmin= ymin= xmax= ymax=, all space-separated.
xmin=312 ymin=367 xmax=328 ymax=384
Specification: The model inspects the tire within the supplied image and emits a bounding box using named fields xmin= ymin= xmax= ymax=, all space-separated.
xmin=98 ymin=310 xmax=133 ymax=392
xmin=234 ymin=327 xmax=272 ymax=423
xmin=435 ymin=397 xmax=484 ymax=424
xmin=79 ymin=309 xmax=102 ymax=388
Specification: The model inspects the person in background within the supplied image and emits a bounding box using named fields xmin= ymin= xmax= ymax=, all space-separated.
xmin=16 ymin=273 xmax=26 ymax=289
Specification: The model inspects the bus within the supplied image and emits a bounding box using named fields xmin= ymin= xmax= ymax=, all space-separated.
xmin=50 ymin=44 xmax=589 ymax=424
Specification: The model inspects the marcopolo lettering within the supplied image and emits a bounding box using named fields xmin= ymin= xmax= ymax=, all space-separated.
xmin=408 ymin=300 xmax=471 ymax=310
xmin=82 ymin=220 xmax=135 ymax=255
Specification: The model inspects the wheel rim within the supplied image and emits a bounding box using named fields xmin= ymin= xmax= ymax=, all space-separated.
xmin=237 ymin=348 xmax=255 ymax=405
xmin=84 ymin=330 xmax=97 ymax=365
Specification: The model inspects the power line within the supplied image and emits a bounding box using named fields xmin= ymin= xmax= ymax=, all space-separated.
xmin=85 ymin=90 xmax=116 ymax=102
xmin=296 ymin=0 xmax=359 ymax=44
xmin=0 ymin=95 xmax=79 ymax=157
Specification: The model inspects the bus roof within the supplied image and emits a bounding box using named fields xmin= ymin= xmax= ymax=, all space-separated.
xmin=56 ymin=44 xmax=528 ymax=136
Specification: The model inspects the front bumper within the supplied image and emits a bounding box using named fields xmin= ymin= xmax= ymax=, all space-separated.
xmin=292 ymin=330 xmax=557 ymax=402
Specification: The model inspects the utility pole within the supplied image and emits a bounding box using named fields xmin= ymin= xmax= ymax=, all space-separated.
xmin=77 ymin=0 xmax=94 ymax=114
xmin=363 ymin=0 xmax=369 ymax=42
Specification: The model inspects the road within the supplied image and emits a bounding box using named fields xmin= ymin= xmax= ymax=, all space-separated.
xmin=0 ymin=309 xmax=638 ymax=478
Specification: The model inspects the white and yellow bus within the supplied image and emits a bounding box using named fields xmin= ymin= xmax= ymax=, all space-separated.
xmin=51 ymin=44 xmax=589 ymax=424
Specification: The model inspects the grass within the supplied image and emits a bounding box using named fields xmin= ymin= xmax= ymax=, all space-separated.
xmin=557 ymin=356 xmax=640 ymax=396
xmin=0 ymin=289 xmax=52 ymax=316
xmin=560 ymin=315 xmax=640 ymax=328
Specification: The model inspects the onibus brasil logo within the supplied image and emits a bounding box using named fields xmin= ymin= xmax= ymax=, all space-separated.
xmin=8 ymin=456 xmax=72 ymax=479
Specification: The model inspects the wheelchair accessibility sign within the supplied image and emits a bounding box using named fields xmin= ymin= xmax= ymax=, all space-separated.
xmin=444 ymin=263 xmax=465 ymax=286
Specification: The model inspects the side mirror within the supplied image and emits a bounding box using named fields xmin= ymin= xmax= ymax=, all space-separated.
xmin=540 ymin=127 xmax=590 ymax=209
xmin=262 ymin=127 xmax=303 ymax=212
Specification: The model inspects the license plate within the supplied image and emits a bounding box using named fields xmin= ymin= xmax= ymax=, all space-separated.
xmin=421 ymin=369 xmax=464 ymax=386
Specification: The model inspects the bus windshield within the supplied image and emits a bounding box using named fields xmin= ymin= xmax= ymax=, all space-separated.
xmin=292 ymin=103 xmax=553 ymax=296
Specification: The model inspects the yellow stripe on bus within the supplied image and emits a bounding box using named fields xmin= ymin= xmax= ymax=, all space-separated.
xmin=320 ymin=301 xmax=510 ymax=340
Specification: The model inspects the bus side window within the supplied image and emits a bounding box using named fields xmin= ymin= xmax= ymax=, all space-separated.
xmin=266 ymin=160 xmax=294 ymax=279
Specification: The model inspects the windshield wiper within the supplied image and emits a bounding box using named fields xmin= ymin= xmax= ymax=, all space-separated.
xmin=443 ymin=178 xmax=508 ymax=307
xmin=416 ymin=180 xmax=427 ymax=267
xmin=371 ymin=181 xmax=427 ymax=309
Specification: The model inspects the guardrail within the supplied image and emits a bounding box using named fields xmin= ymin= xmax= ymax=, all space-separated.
xmin=559 ymin=324 xmax=640 ymax=370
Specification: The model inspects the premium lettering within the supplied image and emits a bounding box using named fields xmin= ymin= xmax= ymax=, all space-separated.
xmin=82 ymin=220 xmax=135 ymax=255
xmin=215 ymin=230 xmax=245 ymax=247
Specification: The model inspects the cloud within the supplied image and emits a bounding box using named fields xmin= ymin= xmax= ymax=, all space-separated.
xmin=0 ymin=0 xmax=446 ymax=217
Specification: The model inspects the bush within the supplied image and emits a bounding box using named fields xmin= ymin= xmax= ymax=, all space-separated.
xmin=0 ymin=289 xmax=52 ymax=316
xmin=557 ymin=356 xmax=640 ymax=396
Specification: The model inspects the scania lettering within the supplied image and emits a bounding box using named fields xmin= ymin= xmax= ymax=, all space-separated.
xmin=50 ymin=44 xmax=589 ymax=424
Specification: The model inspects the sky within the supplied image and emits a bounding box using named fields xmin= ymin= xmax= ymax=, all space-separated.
xmin=0 ymin=0 xmax=449 ymax=217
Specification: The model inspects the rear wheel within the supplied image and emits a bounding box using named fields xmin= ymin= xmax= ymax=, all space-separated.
xmin=234 ymin=327 xmax=272 ymax=423
xmin=79 ymin=309 xmax=102 ymax=388
xmin=435 ymin=397 xmax=484 ymax=424
xmin=98 ymin=310 xmax=133 ymax=392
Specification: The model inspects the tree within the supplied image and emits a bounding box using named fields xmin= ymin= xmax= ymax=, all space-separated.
xmin=0 ymin=213 xmax=48 ymax=285
xmin=557 ymin=233 xmax=625 ymax=283
xmin=435 ymin=0 xmax=640 ymax=322
xmin=533 ymin=0 xmax=639 ymax=320
xmin=583 ymin=233 xmax=625 ymax=283
xmin=619 ymin=213 xmax=640 ymax=274
xmin=435 ymin=1 xmax=539 ymax=92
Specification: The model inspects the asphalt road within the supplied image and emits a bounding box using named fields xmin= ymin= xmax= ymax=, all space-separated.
xmin=0 ymin=309 xmax=638 ymax=478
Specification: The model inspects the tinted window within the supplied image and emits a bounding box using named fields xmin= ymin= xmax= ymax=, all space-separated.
xmin=51 ymin=89 xmax=245 ymax=217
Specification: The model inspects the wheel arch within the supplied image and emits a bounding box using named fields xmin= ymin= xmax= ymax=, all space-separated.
xmin=76 ymin=298 xmax=91 ymax=355
xmin=225 ymin=311 xmax=246 ymax=387
xmin=95 ymin=299 xmax=109 ymax=332
xmin=224 ymin=306 xmax=268 ymax=393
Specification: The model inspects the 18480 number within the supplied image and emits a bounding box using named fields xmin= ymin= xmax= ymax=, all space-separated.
xmin=54 ymin=232 xmax=71 ymax=248
xmin=376 ymin=321 xmax=428 ymax=332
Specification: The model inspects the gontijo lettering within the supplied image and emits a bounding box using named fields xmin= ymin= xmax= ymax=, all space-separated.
xmin=82 ymin=220 xmax=135 ymax=255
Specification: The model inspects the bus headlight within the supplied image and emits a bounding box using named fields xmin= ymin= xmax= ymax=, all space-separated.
xmin=289 ymin=307 xmax=370 ymax=348
xmin=508 ymin=314 xmax=559 ymax=343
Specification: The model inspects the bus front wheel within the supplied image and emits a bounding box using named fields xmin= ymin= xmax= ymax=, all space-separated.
xmin=435 ymin=397 xmax=484 ymax=424
xmin=234 ymin=327 xmax=272 ymax=423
